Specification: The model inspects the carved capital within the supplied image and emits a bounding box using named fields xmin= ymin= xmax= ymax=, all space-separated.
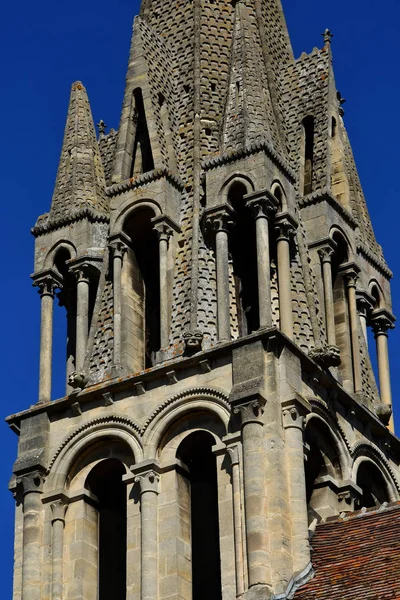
xmin=32 ymin=269 xmax=63 ymax=299
xmin=226 ymin=444 xmax=240 ymax=466
xmin=356 ymin=290 xmax=374 ymax=319
xmin=282 ymin=395 xmax=311 ymax=430
xmin=152 ymin=215 xmax=180 ymax=243
xmin=316 ymin=242 xmax=336 ymax=264
xmin=203 ymin=205 xmax=235 ymax=234
xmin=274 ymin=212 xmax=298 ymax=242
xmin=233 ymin=396 xmax=266 ymax=425
xmin=370 ymin=308 xmax=396 ymax=338
xmin=135 ymin=470 xmax=160 ymax=495
xmin=339 ymin=262 xmax=361 ymax=289
xmin=245 ymin=190 xmax=279 ymax=221
xmin=109 ymin=232 xmax=131 ymax=260
xmin=50 ymin=498 xmax=68 ymax=524
xmin=16 ymin=471 xmax=45 ymax=496
xmin=68 ymin=257 xmax=101 ymax=284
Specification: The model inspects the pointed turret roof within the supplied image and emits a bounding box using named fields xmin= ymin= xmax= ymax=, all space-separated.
xmin=49 ymin=82 xmax=108 ymax=223
xmin=222 ymin=1 xmax=283 ymax=153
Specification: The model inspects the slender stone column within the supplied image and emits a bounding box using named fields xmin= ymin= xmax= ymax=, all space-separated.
xmin=152 ymin=218 xmax=177 ymax=349
xmin=18 ymin=471 xmax=44 ymax=600
xmin=234 ymin=396 xmax=269 ymax=588
xmin=204 ymin=206 xmax=234 ymax=341
xmin=71 ymin=267 xmax=91 ymax=371
xmin=356 ymin=291 xmax=374 ymax=349
xmin=32 ymin=272 xmax=62 ymax=404
xmin=50 ymin=499 xmax=68 ymax=600
xmin=342 ymin=265 xmax=362 ymax=394
xmin=226 ymin=444 xmax=245 ymax=597
xmin=245 ymin=192 xmax=279 ymax=329
xmin=282 ymin=398 xmax=311 ymax=574
xmin=371 ymin=309 xmax=395 ymax=430
xmin=318 ymin=244 xmax=336 ymax=347
xmin=135 ymin=469 xmax=160 ymax=600
xmin=275 ymin=213 xmax=298 ymax=339
xmin=109 ymin=234 xmax=129 ymax=367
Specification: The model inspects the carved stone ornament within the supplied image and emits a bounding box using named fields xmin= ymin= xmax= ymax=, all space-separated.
xmin=339 ymin=262 xmax=361 ymax=289
xmin=108 ymin=232 xmax=131 ymax=260
xmin=245 ymin=190 xmax=279 ymax=221
xmin=226 ymin=444 xmax=240 ymax=466
xmin=183 ymin=330 xmax=204 ymax=354
xmin=317 ymin=243 xmax=336 ymax=264
xmin=370 ymin=308 xmax=396 ymax=338
xmin=274 ymin=212 xmax=298 ymax=243
xmin=309 ymin=345 xmax=341 ymax=368
xmin=152 ymin=215 xmax=179 ymax=242
xmin=16 ymin=471 xmax=45 ymax=496
xmin=32 ymin=269 xmax=63 ymax=298
xmin=203 ymin=205 xmax=235 ymax=234
xmin=50 ymin=498 xmax=68 ymax=524
xmin=68 ymin=370 xmax=88 ymax=391
xmin=68 ymin=257 xmax=101 ymax=284
xmin=375 ymin=402 xmax=393 ymax=426
xmin=135 ymin=470 xmax=160 ymax=494
xmin=233 ymin=397 xmax=266 ymax=425
xmin=282 ymin=406 xmax=305 ymax=430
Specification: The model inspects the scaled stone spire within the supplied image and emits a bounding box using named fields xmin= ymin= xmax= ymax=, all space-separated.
xmin=49 ymin=81 xmax=108 ymax=223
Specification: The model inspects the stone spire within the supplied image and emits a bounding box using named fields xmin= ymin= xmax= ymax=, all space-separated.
xmin=49 ymin=82 xmax=108 ymax=223
xmin=221 ymin=0 xmax=282 ymax=153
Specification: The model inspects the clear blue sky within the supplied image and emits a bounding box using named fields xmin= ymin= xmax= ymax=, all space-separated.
xmin=1 ymin=0 xmax=399 ymax=594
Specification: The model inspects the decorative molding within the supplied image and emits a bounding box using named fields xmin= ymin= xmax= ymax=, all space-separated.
xmin=201 ymin=139 xmax=296 ymax=182
xmin=351 ymin=440 xmax=400 ymax=494
xmin=32 ymin=206 xmax=109 ymax=237
xmin=141 ymin=387 xmax=230 ymax=434
xmin=105 ymin=168 xmax=184 ymax=197
xmin=298 ymin=188 xmax=358 ymax=229
xmin=307 ymin=397 xmax=352 ymax=456
xmin=47 ymin=415 xmax=142 ymax=474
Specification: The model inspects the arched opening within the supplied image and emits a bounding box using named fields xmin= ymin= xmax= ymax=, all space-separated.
xmin=228 ymin=182 xmax=260 ymax=335
xmin=304 ymin=418 xmax=343 ymax=521
xmin=53 ymin=248 xmax=76 ymax=397
xmin=356 ymin=460 xmax=389 ymax=508
xmin=131 ymin=88 xmax=154 ymax=176
xmin=177 ymin=431 xmax=222 ymax=600
xmin=122 ymin=207 xmax=160 ymax=369
xmin=86 ymin=459 xmax=127 ymax=600
xmin=302 ymin=116 xmax=315 ymax=195
xmin=331 ymin=117 xmax=337 ymax=139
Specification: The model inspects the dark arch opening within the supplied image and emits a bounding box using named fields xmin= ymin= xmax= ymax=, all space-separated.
xmin=303 ymin=116 xmax=315 ymax=195
xmin=131 ymin=88 xmax=154 ymax=176
xmin=228 ymin=182 xmax=260 ymax=336
xmin=177 ymin=431 xmax=222 ymax=600
xmin=123 ymin=208 xmax=160 ymax=368
xmin=331 ymin=117 xmax=337 ymax=139
xmin=357 ymin=460 xmax=390 ymax=508
xmin=86 ymin=459 xmax=127 ymax=600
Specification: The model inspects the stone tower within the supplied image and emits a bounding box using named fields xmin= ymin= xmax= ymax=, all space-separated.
xmin=8 ymin=2 xmax=400 ymax=600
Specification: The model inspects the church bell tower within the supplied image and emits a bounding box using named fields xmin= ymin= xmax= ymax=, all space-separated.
xmin=8 ymin=1 xmax=400 ymax=599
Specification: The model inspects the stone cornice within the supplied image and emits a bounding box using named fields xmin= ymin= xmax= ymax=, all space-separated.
xmin=298 ymin=188 xmax=358 ymax=230
xmin=106 ymin=168 xmax=184 ymax=197
xmin=201 ymin=140 xmax=296 ymax=182
xmin=32 ymin=206 xmax=109 ymax=237
xmin=356 ymin=242 xmax=392 ymax=279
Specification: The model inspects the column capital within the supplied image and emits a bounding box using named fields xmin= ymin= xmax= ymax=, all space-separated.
xmin=245 ymin=189 xmax=279 ymax=220
xmin=68 ymin=256 xmax=102 ymax=283
xmin=151 ymin=215 xmax=180 ymax=242
xmin=282 ymin=395 xmax=311 ymax=430
xmin=356 ymin=289 xmax=375 ymax=318
xmin=339 ymin=261 xmax=361 ymax=288
xmin=16 ymin=470 xmax=45 ymax=496
xmin=310 ymin=238 xmax=337 ymax=264
xmin=134 ymin=470 xmax=160 ymax=494
xmin=203 ymin=204 xmax=235 ymax=234
xmin=109 ymin=231 xmax=131 ymax=259
xmin=233 ymin=394 xmax=266 ymax=425
xmin=274 ymin=212 xmax=298 ymax=241
xmin=370 ymin=308 xmax=396 ymax=337
xmin=50 ymin=498 xmax=68 ymax=524
xmin=32 ymin=269 xmax=63 ymax=298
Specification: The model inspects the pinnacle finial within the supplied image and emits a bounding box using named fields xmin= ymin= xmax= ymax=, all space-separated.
xmin=322 ymin=29 xmax=333 ymax=46
xmin=97 ymin=120 xmax=108 ymax=137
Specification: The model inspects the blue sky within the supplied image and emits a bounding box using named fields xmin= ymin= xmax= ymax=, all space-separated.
xmin=1 ymin=0 xmax=399 ymax=594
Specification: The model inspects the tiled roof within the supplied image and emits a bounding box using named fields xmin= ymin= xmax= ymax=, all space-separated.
xmin=295 ymin=502 xmax=400 ymax=600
